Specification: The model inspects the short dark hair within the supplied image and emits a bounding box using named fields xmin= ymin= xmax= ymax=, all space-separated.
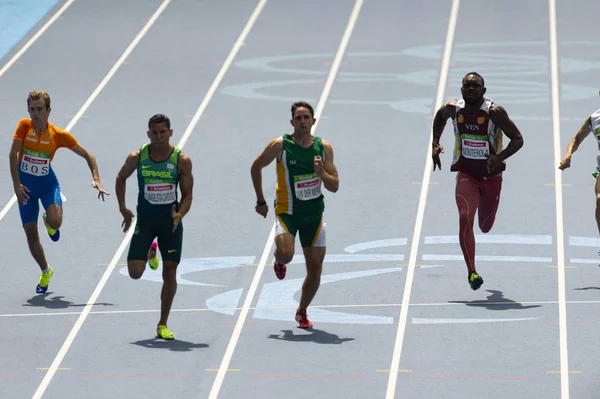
xmin=291 ymin=101 xmax=314 ymax=118
xmin=148 ymin=114 xmax=170 ymax=129
xmin=463 ymin=72 xmax=485 ymax=86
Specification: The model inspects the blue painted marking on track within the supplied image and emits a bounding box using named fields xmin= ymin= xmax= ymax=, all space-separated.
xmin=118 ymin=256 xmax=256 ymax=287
xmin=412 ymin=317 xmax=539 ymax=325
xmin=222 ymin=42 xmax=600 ymax=114
xmin=344 ymin=238 xmax=407 ymax=253
xmin=207 ymin=268 xmax=402 ymax=324
xmin=570 ymin=259 xmax=599 ymax=264
xmin=421 ymin=255 xmax=552 ymax=263
xmin=206 ymin=288 xmax=243 ymax=316
xmin=424 ymin=234 xmax=552 ymax=245
xmin=252 ymin=268 xmax=400 ymax=324
xmin=286 ymin=254 xmax=404 ymax=264
xmin=569 ymin=236 xmax=600 ymax=247
xmin=0 ymin=0 xmax=60 ymax=62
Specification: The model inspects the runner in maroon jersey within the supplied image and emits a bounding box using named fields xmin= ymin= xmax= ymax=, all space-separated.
xmin=431 ymin=72 xmax=524 ymax=290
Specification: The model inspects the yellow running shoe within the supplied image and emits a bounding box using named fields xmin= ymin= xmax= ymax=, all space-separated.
xmin=147 ymin=240 xmax=159 ymax=270
xmin=157 ymin=324 xmax=174 ymax=340
xmin=36 ymin=265 xmax=54 ymax=293
xmin=42 ymin=213 xmax=60 ymax=242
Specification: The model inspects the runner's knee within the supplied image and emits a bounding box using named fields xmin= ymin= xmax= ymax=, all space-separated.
xmin=457 ymin=205 xmax=472 ymax=226
xmin=127 ymin=261 xmax=146 ymax=279
xmin=306 ymin=262 xmax=323 ymax=279
xmin=46 ymin=213 xmax=62 ymax=229
xmin=276 ymin=248 xmax=294 ymax=264
xmin=162 ymin=261 xmax=178 ymax=282
xmin=303 ymin=247 xmax=325 ymax=277
xmin=479 ymin=222 xmax=493 ymax=234
xmin=24 ymin=226 xmax=40 ymax=246
xmin=45 ymin=204 xmax=63 ymax=229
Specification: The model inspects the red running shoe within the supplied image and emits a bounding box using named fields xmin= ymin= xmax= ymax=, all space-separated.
xmin=295 ymin=309 xmax=313 ymax=329
xmin=274 ymin=262 xmax=286 ymax=280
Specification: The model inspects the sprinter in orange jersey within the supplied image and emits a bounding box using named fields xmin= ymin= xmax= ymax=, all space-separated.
xmin=8 ymin=90 xmax=109 ymax=294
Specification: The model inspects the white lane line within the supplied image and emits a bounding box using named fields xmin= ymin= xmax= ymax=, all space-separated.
xmin=207 ymin=1 xmax=364 ymax=398
xmin=0 ymin=0 xmax=76 ymax=79
xmin=8 ymin=298 xmax=600 ymax=319
xmin=384 ymin=1 xmax=460 ymax=398
xmin=549 ymin=0 xmax=570 ymax=397
xmin=30 ymin=1 xmax=175 ymax=397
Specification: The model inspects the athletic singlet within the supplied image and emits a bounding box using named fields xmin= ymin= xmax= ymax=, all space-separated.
xmin=12 ymin=118 xmax=78 ymax=179
xmin=590 ymin=109 xmax=600 ymax=150
xmin=274 ymin=134 xmax=325 ymax=216
xmin=450 ymin=97 xmax=505 ymax=178
xmin=136 ymin=143 xmax=180 ymax=216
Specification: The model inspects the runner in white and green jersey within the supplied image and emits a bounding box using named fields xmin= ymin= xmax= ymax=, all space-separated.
xmin=251 ymin=101 xmax=340 ymax=329
xmin=559 ymin=107 xmax=600 ymax=236
xmin=116 ymin=114 xmax=194 ymax=340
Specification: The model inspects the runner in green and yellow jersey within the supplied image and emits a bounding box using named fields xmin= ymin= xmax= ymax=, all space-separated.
xmin=251 ymin=101 xmax=339 ymax=329
xmin=115 ymin=114 xmax=194 ymax=340
xmin=559 ymin=106 xmax=600 ymax=238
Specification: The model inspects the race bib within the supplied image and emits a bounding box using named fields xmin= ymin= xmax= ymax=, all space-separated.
xmin=21 ymin=150 xmax=50 ymax=176
xmin=144 ymin=183 xmax=176 ymax=205
xmin=461 ymin=134 xmax=489 ymax=160
xmin=294 ymin=173 xmax=321 ymax=201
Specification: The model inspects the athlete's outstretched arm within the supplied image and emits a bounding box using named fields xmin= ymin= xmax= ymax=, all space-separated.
xmin=431 ymin=100 xmax=456 ymax=171
xmin=488 ymin=104 xmax=524 ymax=172
xmin=71 ymin=145 xmax=109 ymax=200
xmin=318 ymin=140 xmax=339 ymax=193
xmin=559 ymin=116 xmax=592 ymax=170
xmin=177 ymin=153 xmax=193 ymax=219
xmin=250 ymin=138 xmax=283 ymax=210
xmin=115 ymin=150 xmax=139 ymax=232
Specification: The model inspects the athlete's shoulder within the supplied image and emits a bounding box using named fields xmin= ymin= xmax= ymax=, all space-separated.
xmin=443 ymin=99 xmax=459 ymax=107
xmin=14 ymin=118 xmax=33 ymax=133
xmin=48 ymin=121 xmax=69 ymax=135
xmin=13 ymin=118 xmax=32 ymax=139
xmin=488 ymin=101 xmax=508 ymax=115
xmin=126 ymin=148 xmax=141 ymax=160
xmin=177 ymin=151 xmax=192 ymax=174
xmin=438 ymin=99 xmax=458 ymax=119
xmin=321 ymin=138 xmax=335 ymax=154
xmin=177 ymin=150 xmax=192 ymax=163
xmin=590 ymin=108 xmax=600 ymax=118
xmin=269 ymin=135 xmax=285 ymax=147
xmin=16 ymin=118 xmax=32 ymax=127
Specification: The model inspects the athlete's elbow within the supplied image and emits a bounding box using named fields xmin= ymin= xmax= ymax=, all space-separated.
xmin=181 ymin=192 xmax=192 ymax=204
xmin=115 ymin=174 xmax=127 ymax=187
xmin=250 ymin=161 xmax=262 ymax=176
xmin=516 ymin=136 xmax=524 ymax=149
xmin=327 ymin=182 xmax=339 ymax=193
